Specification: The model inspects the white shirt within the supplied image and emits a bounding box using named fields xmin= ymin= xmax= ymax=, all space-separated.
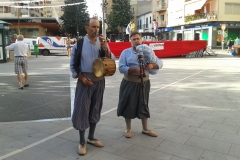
xmin=5 ymin=41 xmax=28 ymax=57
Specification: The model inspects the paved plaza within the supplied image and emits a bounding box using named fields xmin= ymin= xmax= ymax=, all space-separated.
xmin=0 ymin=50 xmax=240 ymax=160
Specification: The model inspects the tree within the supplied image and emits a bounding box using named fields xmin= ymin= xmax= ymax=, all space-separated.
xmin=60 ymin=0 xmax=89 ymax=37
xmin=106 ymin=0 xmax=133 ymax=36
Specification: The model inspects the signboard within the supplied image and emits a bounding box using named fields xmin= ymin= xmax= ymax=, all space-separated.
xmin=149 ymin=43 xmax=164 ymax=50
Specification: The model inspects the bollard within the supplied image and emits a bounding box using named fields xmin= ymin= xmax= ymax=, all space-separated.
xmin=34 ymin=44 xmax=39 ymax=57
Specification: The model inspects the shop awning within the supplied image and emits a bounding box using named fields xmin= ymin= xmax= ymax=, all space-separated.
xmin=185 ymin=0 xmax=207 ymax=15
xmin=158 ymin=27 xmax=173 ymax=32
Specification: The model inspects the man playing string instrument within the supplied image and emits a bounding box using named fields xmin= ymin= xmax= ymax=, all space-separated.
xmin=117 ymin=31 xmax=163 ymax=138
xmin=70 ymin=17 xmax=115 ymax=155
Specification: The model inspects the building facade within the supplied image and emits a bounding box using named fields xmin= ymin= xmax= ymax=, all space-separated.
xmin=0 ymin=0 xmax=64 ymax=43
xmin=166 ymin=0 xmax=240 ymax=48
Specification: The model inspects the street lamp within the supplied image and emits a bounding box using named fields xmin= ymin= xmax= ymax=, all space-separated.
xmin=76 ymin=5 xmax=79 ymax=39
xmin=221 ymin=24 xmax=226 ymax=51
xmin=102 ymin=0 xmax=108 ymax=38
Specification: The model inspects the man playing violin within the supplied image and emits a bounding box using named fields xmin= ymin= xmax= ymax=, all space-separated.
xmin=117 ymin=31 xmax=163 ymax=138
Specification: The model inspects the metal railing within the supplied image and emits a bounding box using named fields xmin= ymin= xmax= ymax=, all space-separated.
xmin=137 ymin=24 xmax=150 ymax=30
xmin=155 ymin=3 xmax=168 ymax=12
xmin=158 ymin=21 xmax=167 ymax=27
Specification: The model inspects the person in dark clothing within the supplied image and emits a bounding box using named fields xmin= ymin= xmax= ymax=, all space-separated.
xmin=227 ymin=38 xmax=234 ymax=53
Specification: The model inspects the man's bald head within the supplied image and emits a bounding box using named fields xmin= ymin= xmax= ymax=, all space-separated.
xmin=17 ymin=35 xmax=24 ymax=41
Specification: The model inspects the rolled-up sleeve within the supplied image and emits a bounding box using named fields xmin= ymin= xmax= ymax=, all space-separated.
xmin=70 ymin=44 xmax=78 ymax=78
xmin=149 ymin=56 xmax=163 ymax=75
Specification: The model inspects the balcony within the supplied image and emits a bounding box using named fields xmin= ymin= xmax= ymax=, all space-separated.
xmin=30 ymin=9 xmax=41 ymax=17
xmin=184 ymin=11 xmax=217 ymax=23
xmin=20 ymin=8 xmax=28 ymax=14
xmin=155 ymin=3 xmax=167 ymax=12
xmin=158 ymin=21 xmax=167 ymax=27
xmin=0 ymin=12 xmax=15 ymax=18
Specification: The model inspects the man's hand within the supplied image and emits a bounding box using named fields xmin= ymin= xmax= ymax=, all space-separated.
xmin=128 ymin=68 xmax=140 ymax=75
xmin=99 ymin=34 xmax=107 ymax=49
xmin=99 ymin=34 xmax=111 ymax=58
xmin=77 ymin=74 xmax=93 ymax=86
xmin=145 ymin=63 xmax=154 ymax=70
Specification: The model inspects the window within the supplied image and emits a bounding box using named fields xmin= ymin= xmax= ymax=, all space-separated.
xmin=160 ymin=15 xmax=164 ymax=21
xmin=146 ymin=17 xmax=148 ymax=28
xmin=150 ymin=17 xmax=151 ymax=23
xmin=140 ymin=20 xmax=142 ymax=29
xmin=225 ymin=3 xmax=240 ymax=14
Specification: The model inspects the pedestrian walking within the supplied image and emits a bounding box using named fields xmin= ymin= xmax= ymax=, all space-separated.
xmin=5 ymin=35 xmax=29 ymax=89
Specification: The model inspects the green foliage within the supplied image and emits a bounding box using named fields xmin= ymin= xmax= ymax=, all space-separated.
xmin=184 ymin=14 xmax=195 ymax=22
xmin=60 ymin=0 xmax=89 ymax=37
xmin=107 ymin=0 xmax=133 ymax=33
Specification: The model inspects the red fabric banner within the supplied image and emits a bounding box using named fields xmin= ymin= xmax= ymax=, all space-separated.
xmin=108 ymin=40 xmax=207 ymax=58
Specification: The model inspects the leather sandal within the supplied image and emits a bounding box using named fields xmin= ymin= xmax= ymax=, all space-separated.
xmin=24 ymin=84 xmax=29 ymax=87
xmin=125 ymin=129 xmax=132 ymax=138
xmin=78 ymin=144 xmax=86 ymax=155
xmin=19 ymin=87 xmax=23 ymax=90
xmin=142 ymin=130 xmax=158 ymax=137
xmin=87 ymin=139 xmax=104 ymax=147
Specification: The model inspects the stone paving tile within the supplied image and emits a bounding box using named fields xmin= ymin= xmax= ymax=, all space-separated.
xmin=200 ymin=122 xmax=239 ymax=135
xmin=56 ymin=156 xmax=77 ymax=160
xmin=14 ymin=131 xmax=49 ymax=144
xmin=95 ymin=125 xmax=126 ymax=140
xmin=57 ymin=128 xmax=79 ymax=143
xmin=213 ymin=132 xmax=240 ymax=146
xmin=121 ymin=145 xmax=173 ymax=160
xmin=18 ymin=121 xmax=70 ymax=135
xmin=185 ymin=136 xmax=231 ymax=154
xmin=1 ymin=157 xmax=17 ymax=160
xmin=228 ymin=144 xmax=240 ymax=158
xmin=223 ymin=118 xmax=240 ymax=127
xmin=160 ymin=109 xmax=194 ymax=118
xmin=0 ymin=136 xmax=29 ymax=155
xmin=148 ymin=119 xmax=181 ymax=131
xmin=199 ymin=150 xmax=239 ymax=160
xmin=170 ymin=156 xmax=189 ymax=160
xmin=97 ymin=135 xmax=133 ymax=156
xmin=190 ymin=113 xmax=225 ymax=124
xmin=54 ymin=120 xmax=72 ymax=127
xmin=175 ymin=125 xmax=216 ymax=139
xmin=150 ymin=112 xmax=173 ymax=121
xmin=168 ymin=115 xmax=204 ymax=127
xmin=37 ymin=137 xmax=68 ymax=151
xmin=10 ymin=146 xmax=64 ymax=160
xmin=180 ymin=106 xmax=214 ymax=116
xmin=119 ymin=133 xmax=164 ymax=150
xmin=87 ymin=151 xmax=128 ymax=160
xmin=153 ymin=128 xmax=190 ymax=144
xmin=98 ymin=116 xmax=125 ymax=128
xmin=155 ymin=140 xmax=204 ymax=160
xmin=150 ymin=102 xmax=168 ymax=109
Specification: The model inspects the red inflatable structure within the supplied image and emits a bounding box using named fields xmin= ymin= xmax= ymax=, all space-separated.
xmin=108 ymin=40 xmax=207 ymax=58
